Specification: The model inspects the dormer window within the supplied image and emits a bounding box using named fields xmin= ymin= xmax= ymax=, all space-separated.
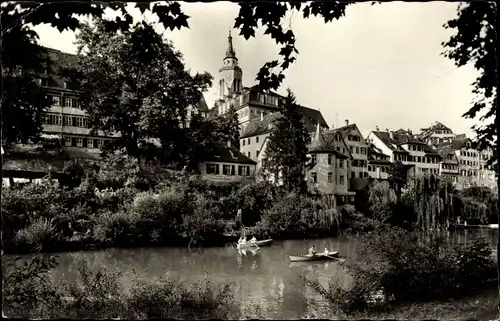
xmin=311 ymin=154 xmax=317 ymax=165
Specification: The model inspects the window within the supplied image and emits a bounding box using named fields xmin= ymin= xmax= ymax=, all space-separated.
xmin=75 ymin=117 xmax=84 ymax=127
xmin=38 ymin=78 xmax=48 ymax=86
xmin=97 ymin=139 xmax=105 ymax=148
xmin=356 ymin=147 xmax=359 ymax=154
xmin=63 ymin=116 xmax=72 ymax=126
xmin=87 ymin=138 xmax=94 ymax=148
xmin=82 ymin=118 xmax=88 ymax=128
xmin=247 ymin=138 xmax=250 ymax=145
xmin=206 ymin=163 xmax=219 ymax=175
xmin=256 ymin=150 xmax=260 ymax=158
xmin=311 ymin=154 xmax=317 ymax=165
xmin=360 ymin=147 xmax=366 ymax=154
xmin=256 ymin=136 xmax=259 ymax=143
xmin=247 ymin=152 xmax=250 ymax=157
xmin=52 ymin=96 xmax=61 ymax=106
xmin=242 ymin=140 xmax=245 ymax=146
xmin=64 ymin=98 xmax=73 ymax=107
xmin=64 ymin=136 xmax=72 ymax=146
xmin=76 ymin=137 xmax=83 ymax=147
xmin=328 ymin=172 xmax=333 ymax=183
xmin=223 ymin=164 xmax=235 ymax=175
xmin=238 ymin=165 xmax=250 ymax=176
xmin=339 ymin=175 xmax=344 ymax=185
xmin=310 ymin=172 xmax=317 ymax=183
xmin=351 ymin=172 xmax=355 ymax=179
xmin=339 ymin=159 xmax=344 ymax=168
xmin=328 ymin=154 xmax=333 ymax=165
xmin=47 ymin=114 xmax=62 ymax=125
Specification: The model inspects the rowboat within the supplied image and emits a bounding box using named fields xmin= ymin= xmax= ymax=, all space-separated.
xmin=236 ymin=239 xmax=273 ymax=249
xmin=288 ymin=251 xmax=339 ymax=262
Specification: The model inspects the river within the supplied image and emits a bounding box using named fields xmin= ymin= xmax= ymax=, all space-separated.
xmin=10 ymin=228 xmax=500 ymax=319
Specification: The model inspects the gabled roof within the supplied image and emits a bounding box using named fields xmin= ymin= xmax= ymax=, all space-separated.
xmin=451 ymin=138 xmax=472 ymax=150
xmin=307 ymin=123 xmax=337 ymax=154
xmin=323 ymin=130 xmax=353 ymax=159
xmin=201 ymin=144 xmax=256 ymax=165
xmin=325 ymin=124 xmax=356 ymax=139
xmin=371 ymin=131 xmax=409 ymax=154
xmin=194 ymin=95 xmax=209 ymax=112
xmin=368 ymin=143 xmax=390 ymax=158
xmin=240 ymin=105 xmax=328 ymax=139
xmin=240 ymin=112 xmax=281 ymax=138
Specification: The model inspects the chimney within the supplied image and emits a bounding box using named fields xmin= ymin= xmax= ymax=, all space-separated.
xmin=408 ymin=128 xmax=412 ymax=135
xmin=331 ymin=123 xmax=335 ymax=130
xmin=389 ymin=131 xmax=394 ymax=140
xmin=376 ymin=126 xmax=380 ymax=131
xmin=261 ymin=111 xmax=264 ymax=121
xmin=227 ymin=140 xmax=231 ymax=149
xmin=345 ymin=119 xmax=349 ymax=126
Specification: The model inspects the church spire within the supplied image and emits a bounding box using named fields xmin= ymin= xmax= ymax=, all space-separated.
xmin=225 ymin=29 xmax=237 ymax=60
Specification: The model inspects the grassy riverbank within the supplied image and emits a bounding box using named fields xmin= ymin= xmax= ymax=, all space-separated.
xmin=303 ymin=227 xmax=497 ymax=318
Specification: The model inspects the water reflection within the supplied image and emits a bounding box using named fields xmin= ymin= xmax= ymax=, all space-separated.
xmin=8 ymin=229 xmax=498 ymax=319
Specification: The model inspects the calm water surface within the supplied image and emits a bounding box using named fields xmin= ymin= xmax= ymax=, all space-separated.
xmin=15 ymin=229 xmax=500 ymax=319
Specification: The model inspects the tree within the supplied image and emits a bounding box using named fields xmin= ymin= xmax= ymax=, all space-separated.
xmin=211 ymin=104 xmax=241 ymax=149
xmin=442 ymin=2 xmax=499 ymax=315
xmin=64 ymin=20 xmax=212 ymax=164
xmin=263 ymin=89 xmax=309 ymax=193
xmin=1 ymin=11 xmax=50 ymax=145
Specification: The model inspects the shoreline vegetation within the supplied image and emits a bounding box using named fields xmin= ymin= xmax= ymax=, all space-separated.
xmin=2 ymin=157 xmax=499 ymax=319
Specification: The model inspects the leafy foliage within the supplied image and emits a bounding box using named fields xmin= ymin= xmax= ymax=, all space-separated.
xmin=2 ymin=256 xmax=240 ymax=319
xmin=305 ymin=227 xmax=497 ymax=313
xmin=1 ymin=10 xmax=50 ymax=144
xmin=442 ymin=2 xmax=498 ymax=153
xmin=233 ymin=2 xmax=352 ymax=90
xmin=263 ymin=89 xmax=309 ymax=193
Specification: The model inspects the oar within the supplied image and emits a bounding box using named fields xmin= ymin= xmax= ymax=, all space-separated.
xmin=324 ymin=255 xmax=346 ymax=263
xmin=252 ymin=241 xmax=260 ymax=249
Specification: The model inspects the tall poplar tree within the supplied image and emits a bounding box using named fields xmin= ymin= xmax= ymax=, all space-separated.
xmin=263 ymin=89 xmax=309 ymax=193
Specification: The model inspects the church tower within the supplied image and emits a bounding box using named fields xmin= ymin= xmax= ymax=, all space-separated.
xmin=218 ymin=30 xmax=243 ymax=99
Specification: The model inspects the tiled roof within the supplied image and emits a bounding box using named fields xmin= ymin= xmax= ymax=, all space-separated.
xmin=368 ymin=143 xmax=389 ymax=158
xmin=240 ymin=112 xmax=281 ymax=138
xmin=325 ymin=124 xmax=355 ymax=139
xmin=201 ymin=144 xmax=256 ymax=165
xmin=323 ymin=131 xmax=353 ymax=159
xmin=240 ymin=104 xmax=327 ymax=139
xmin=371 ymin=131 xmax=409 ymax=154
xmin=195 ymin=95 xmax=209 ymax=112
xmin=369 ymin=159 xmax=392 ymax=165
xmin=451 ymin=138 xmax=472 ymax=150
xmin=307 ymin=123 xmax=338 ymax=155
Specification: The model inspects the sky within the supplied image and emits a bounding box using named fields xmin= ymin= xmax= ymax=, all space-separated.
xmin=33 ymin=1 xmax=481 ymax=139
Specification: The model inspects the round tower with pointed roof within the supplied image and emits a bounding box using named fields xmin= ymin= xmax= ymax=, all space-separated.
xmin=218 ymin=30 xmax=243 ymax=99
xmin=306 ymin=122 xmax=340 ymax=195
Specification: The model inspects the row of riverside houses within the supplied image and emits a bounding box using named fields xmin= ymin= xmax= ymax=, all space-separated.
xmin=3 ymin=33 xmax=497 ymax=196
xmin=213 ymin=32 xmax=497 ymax=198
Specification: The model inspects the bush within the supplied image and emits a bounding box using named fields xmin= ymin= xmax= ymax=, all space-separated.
xmin=2 ymin=256 xmax=241 ymax=319
xmin=182 ymin=194 xmax=226 ymax=246
xmin=305 ymin=227 xmax=496 ymax=313
xmin=261 ymin=193 xmax=341 ymax=238
xmin=14 ymin=217 xmax=62 ymax=252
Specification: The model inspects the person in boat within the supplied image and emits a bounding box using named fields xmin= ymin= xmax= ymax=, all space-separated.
xmin=323 ymin=247 xmax=329 ymax=255
xmin=249 ymin=236 xmax=257 ymax=243
xmin=239 ymin=236 xmax=248 ymax=244
xmin=308 ymin=245 xmax=317 ymax=257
